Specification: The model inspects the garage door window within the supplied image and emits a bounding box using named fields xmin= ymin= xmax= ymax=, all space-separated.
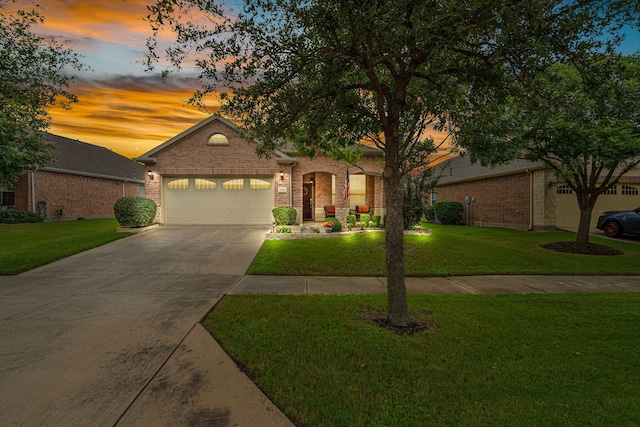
xmin=167 ymin=179 xmax=189 ymax=190
xmin=556 ymin=184 xmax=573 ymax=194
xmin=195 ymin=179 xmax=217 ymax=190
xmin=223 ymin=179 xmax=244 ymax=190
xmin=603 ymin=185 xmax=617 ymax=195
xmin=622 ymin=185 xmax=639 ymax=196
xmin=250 ymin=179 xmax=271 ymax=190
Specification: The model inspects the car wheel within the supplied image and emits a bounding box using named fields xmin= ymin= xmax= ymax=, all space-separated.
xmin=603 ymin=221 xmax=623 ymax=238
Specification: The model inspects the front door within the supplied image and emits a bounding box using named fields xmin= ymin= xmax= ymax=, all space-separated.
xmin=303 ymin=183 xmax=313 ymax=220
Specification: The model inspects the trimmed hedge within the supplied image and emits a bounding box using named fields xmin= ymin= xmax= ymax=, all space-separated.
xmin=372 ymin=215 xmax=381 ymax=227
xmin=434 ymin=201 xmax=464 ymax=225
xmin=346 ymin=215 xmax=356 ymax=228
xmin=424 ymin=205 xmax=435 ymax=222
xmin=329 ymin=217 xmax=342 ymax=232
xmin=272 ymin=207 xmax=297 ymax=225
xmin=0 ymin=210 xmax=42 ymax=224
xmin=113 ymin=197 xmax=157 ymax=228
xmin=359 ymin=214 xmax=370 ymax=227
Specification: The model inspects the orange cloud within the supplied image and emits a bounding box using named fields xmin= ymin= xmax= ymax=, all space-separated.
xmin=48 ymin=74 xmax=221 ymax=159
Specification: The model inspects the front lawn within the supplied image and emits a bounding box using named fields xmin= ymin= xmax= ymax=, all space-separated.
xmin=248 ymin=224 xmax=640 ymax=276
xmin=0 ymin=219 xmax=131 ymax=275
xmin=206 ymin=293 xmax=640 ymax=427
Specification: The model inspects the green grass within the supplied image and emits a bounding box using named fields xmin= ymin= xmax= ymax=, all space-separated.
xmin=0 ymin=219 xmax=131 ymax=275
xmin=206 ymin=293 xmax=640 ymax=427
xmin=248 ymin=223 xmax=640 ymax=276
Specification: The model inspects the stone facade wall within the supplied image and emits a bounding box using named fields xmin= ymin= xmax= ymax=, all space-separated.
xmin=13 ymin=171 xmax=142 ymax=220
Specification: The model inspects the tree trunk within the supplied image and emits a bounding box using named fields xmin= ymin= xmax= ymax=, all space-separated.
xmin=575 ymin=191 xmax=596 ymax=245
xmin=383 ymin=161 xmax=410 ymax=327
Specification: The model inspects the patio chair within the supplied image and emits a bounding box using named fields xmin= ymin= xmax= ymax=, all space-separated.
xmin=355 ymin=205 xmax=369 ymax=220
xmin=324 ymin=205 xmax=336 ymax=218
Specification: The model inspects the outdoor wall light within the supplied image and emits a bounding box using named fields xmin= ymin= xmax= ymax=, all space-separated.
xmin=280 ymin=170 xmax=284 ymax=181
xmin=147 ymin=170 xmax=154 ymax=180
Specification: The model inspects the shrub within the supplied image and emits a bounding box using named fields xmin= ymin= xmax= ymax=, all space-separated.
xmin=275 ymin=226 xmax=292 ymax=233
xmin=0 ymin=209 xmax=42 ymax=224
xmin=346 ymin=214 xmax=356 ymax=228
xmin=113 ymin=197 xmax=157 ymax=228
xmin=360 ymin=213 xmax=370 ymax=227
xmin=272 ymin=207 xmax=297 ymax=225
xmin=434 ymin=201 xmax=464 ymax=225
xmin=372 ymin=215 xmax=381 ymax=227
xmin=328 ymin=217 xmax=342 ymax=232
xmin=424 ymin=205 xmax=435 ymax=222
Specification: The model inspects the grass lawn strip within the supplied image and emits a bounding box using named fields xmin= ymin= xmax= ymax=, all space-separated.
xmin=0 ymin=219 xmax=132 ymax=275
xmin=206 ymin=293 xmax=640 ymax=427
xmin=248 ymin=224 xmax=640 ymax=276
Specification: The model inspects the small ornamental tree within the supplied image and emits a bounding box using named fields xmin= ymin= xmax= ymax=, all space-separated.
xmin=454 ymin=56 xmax=640 ymax=244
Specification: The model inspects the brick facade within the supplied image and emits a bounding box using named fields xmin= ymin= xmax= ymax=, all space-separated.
xmin=437 ymin=173 xmax=531 ymax=229
xmin=13 ymin=171 xmax=142 ymax=220
xmin=140 ymin=116 xmax=386 ymax=225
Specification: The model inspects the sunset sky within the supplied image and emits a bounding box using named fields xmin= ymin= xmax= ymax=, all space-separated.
xmin=14 ymin=0 xmax=640 ymax=160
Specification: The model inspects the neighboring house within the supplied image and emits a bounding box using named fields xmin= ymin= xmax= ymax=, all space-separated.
xmin=5 ymin=134 xmax=144 ymax=220
xmin=435 ymin=155 xmax=640 ymax=230
xmin=136 ymin=115 xmax=386 ymax=225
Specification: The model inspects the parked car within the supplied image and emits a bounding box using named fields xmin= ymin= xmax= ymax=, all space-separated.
xmin=596 ymin=207 xmax=640 ymax=237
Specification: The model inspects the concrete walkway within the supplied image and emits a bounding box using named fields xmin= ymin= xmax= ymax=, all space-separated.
xmin=0 ymin=225 xmax=294 ymax=427
xmin=1 ymin=224 xmax=639 ymax=427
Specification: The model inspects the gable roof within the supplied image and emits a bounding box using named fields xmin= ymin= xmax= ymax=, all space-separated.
xmin=135 ymin=115 xmax=384 ymax=164
xmin=437 ymin=155 xmax=547 ymax=185
xmin=136 ymin=115 xmax=238 ymax=162
xmin=44 ymin=134 xmax=144 ymax=183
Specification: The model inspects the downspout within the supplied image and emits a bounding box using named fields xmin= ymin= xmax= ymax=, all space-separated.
xmin=289 ymin=161 xmax=297 ymax=207
xmin=31 ymin=171 xmax=36 ymax=213
xmin=526 ymin=169 xmax=533 ymax=231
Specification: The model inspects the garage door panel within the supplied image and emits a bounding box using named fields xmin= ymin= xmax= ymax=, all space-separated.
xmin=164 ymin=177 xmax=273 ymax=224
xmin=556 ymin=184 xmax=640 ymax=228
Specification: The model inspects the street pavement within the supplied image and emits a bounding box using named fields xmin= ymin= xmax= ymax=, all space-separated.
xmin=1 ymin=224 xmax=639 ymax=427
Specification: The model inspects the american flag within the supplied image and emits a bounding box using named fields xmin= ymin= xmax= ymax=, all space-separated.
xmin=343 ymin=168 xmax=350 ymax=203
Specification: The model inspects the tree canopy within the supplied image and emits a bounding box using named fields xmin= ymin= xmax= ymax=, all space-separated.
xmin=146 ymin=0 xmax=638 ymax=326
xmin=454 ymin=55 xmax=640 ymax=243
xmin=0 ymin=0 xmax=85 ymax=188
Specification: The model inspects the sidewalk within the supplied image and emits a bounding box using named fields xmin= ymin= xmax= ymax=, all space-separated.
xmin=229 ymin=274 xmax=640 ymax=295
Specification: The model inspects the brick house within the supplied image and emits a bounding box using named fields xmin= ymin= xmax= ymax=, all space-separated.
xmin=136 ymin=115 xmax=386 ymax=225
xmin=5 ymin=134 xmax=144 ymax=220
xmin=435 ymin=155 xmax=640 ymax=230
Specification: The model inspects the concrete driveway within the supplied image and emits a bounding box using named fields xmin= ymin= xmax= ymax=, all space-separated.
xmin=0 ymin=225 xmax=293 ymax=427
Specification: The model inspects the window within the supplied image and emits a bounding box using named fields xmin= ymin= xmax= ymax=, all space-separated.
xmin=430 ymin=188 xmax=437 ymax=205
xmin=556 ymin=184 xmax=573 ymax=195
xmin=332 ymin=174 xmax=366 ymax=208
xmin=208 ymin=133 xmax=229 ymax=145
xmin=622 ymin=185 xmax=639 ymax=196
xmin=139 ymin=185 xmax=145 ymax=197
xmin=167 ymin=179 xmax=189 ymax=190
xmin=603 ymin=185 xmax=617 ymax=195
xmin=250 ymin=179 xmax=271 ymax=190
xmin=1 ymin=189 xmax=15 ymax=206
xmin=195 ymin=179 xmax=217 ymax=190
xmin=223 ymin=179 xmax=244 ymax=190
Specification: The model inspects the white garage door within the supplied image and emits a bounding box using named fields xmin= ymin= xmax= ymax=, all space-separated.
xmin=164 ymin=177 xmax=274 ymax=224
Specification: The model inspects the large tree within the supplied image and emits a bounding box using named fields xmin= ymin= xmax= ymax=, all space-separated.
xmin=454 ymin=55 xmax=640 ymax=244
xmin=0 ymin=0 xmax=85 ymax=188
xmin=147 ymin=0 xmax=637 ymax=326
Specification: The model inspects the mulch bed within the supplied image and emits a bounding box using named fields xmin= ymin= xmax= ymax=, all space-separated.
xmin=541 ymin=241 xmax=623 ymax=256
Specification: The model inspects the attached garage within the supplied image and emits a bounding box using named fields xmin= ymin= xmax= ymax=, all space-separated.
xmin=164 ymin=177 xmax=274 ymax=224
xmin=556 ymin=183 xmax=640 ymax=228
